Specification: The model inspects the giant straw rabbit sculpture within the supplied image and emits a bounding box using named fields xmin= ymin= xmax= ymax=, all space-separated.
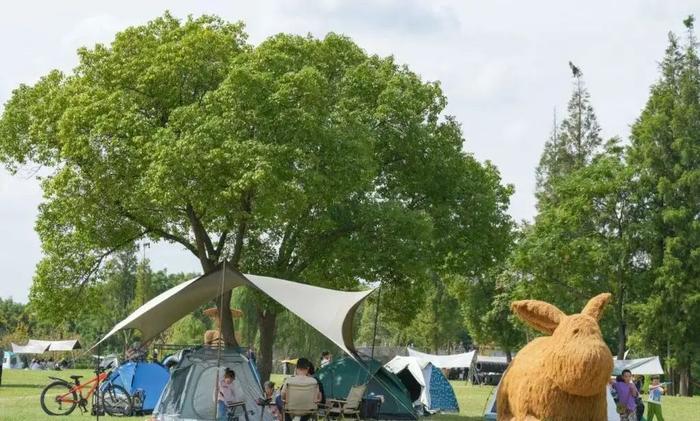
xmin=497 ymin=293 xmax=613 ymax=421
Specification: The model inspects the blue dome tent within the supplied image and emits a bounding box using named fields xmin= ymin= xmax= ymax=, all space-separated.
xmin=385 ymin=356 xmax=459 ymax=414
xmin=106 ymin=362 xmax=170 ymax=413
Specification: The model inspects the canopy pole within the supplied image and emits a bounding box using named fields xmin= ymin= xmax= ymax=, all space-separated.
xmin=214 ymin=260 xmax=226 ymax=419
xmin=370 ymin=284 xmax=382 ymax=361
xmin=95 ymin=333 xmax=101 ymax=421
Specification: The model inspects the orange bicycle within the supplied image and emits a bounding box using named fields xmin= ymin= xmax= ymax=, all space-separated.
xmin=40 ymin=363 xmax=132 ymax=416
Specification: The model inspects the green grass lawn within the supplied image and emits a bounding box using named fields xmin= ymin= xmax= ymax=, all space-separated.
xmin=1 ymin=370 xmax=697 ymax=420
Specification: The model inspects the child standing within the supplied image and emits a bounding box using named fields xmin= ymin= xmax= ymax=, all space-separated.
xmin=612 ymin=370 xmax=639 ymax=421
xmin=217 ymin=368 xmax=243 ymax=421
xmin=646 ymin=376 xmax=665 ymax=421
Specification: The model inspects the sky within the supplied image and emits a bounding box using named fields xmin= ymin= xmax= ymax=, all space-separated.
xmin=0 ymin=0 xmax=697 ymax=302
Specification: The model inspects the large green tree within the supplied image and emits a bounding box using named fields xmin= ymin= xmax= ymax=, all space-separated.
xmin=627 ymin=17 xmax=700 ymax=396
xmin=0 ymin=13 xmax=512 ymax=380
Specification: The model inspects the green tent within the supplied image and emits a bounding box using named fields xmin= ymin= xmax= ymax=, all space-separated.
xmin=316 ymin=357 xmax=417 ymax=420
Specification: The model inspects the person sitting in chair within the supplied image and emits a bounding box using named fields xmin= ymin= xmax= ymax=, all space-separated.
xmin=281 ymin=358 xmax=320 ymax=421
xmin=217 ymin=368 xmax=244 ymax=421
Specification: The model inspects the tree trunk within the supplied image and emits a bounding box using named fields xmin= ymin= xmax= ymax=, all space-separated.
xmin=505 ymin=350 xmax=512 ymax=363
xmin=616 ymin=277 xmax=626 ymax=360
xmin=200 ymin=257 xmax=238 ymax=348
xmin=617 ymin=319 xmax=626 ymax=360
xmin=218 ymin=289 xmax=239 ymax=348
xmin=679 ymin=364 xmax=690 ymax=397
xmin=257 ymin=309 xmax=277 ymax=382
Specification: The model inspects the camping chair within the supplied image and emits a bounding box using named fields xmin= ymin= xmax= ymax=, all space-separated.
xmin=324 ymin=384 xmax=366 ymax=421
xmin=283 ymin=383 xmax=320 ymax=421
xmin=226 ymin=401 xmax=251 ymax=421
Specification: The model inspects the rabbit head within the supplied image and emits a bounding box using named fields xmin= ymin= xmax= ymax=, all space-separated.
xmin=511 ymin=293 xmax=614 ymax=397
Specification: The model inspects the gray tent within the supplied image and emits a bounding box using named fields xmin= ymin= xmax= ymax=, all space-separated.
xmin=154 ymin=347 xmax=270 ymax=421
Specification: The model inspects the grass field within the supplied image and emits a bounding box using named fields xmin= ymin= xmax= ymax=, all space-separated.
xmin=1 ymin=369 xmax=697 ymax=420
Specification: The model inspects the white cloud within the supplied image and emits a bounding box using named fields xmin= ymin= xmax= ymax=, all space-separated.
xmin=60 ymin=14 xmax=128 ymax=50
xmin=1 ymin=0 xmax=698 ymax=300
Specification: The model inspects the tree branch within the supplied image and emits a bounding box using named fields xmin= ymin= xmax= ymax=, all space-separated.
xmin=186 ymin=203 xmax=216 ymax=269
xmin=276 ymin=222 xmax=297 ymax=270
xmin=214 ymin=230 xmax=229 ymax=260
xmin=232 ymin=191 xmax=254 ymax=267
xmin=74 ymin=230 xmax=149 ymax=299
xmin=120 ymin=209 xmax=199 ymax=256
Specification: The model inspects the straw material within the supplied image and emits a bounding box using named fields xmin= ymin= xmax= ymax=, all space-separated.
xmin=203 ymin=307 xmax=244 ymax=321
xmin=497 ymin=293 xmax=614 ymax=421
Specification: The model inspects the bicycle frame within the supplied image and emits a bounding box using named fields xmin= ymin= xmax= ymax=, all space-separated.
xmin=57 ymin=371 xmax=110 ymax=404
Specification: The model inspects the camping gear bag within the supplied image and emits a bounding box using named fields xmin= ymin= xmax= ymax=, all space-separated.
xmin=360 ymin=396 xmax=382 ymax=420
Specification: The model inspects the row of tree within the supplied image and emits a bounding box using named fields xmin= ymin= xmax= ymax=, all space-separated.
xmin=465 ymin=18 xmax=700 ymax=396
xmin=0 ymin=12 xmax=697 ymax=395
xmin=0 ymin=250 xmax=195 ymax=353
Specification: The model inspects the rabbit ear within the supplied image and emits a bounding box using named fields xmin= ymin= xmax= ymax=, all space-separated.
xmin=511 ymin=300 xmax=565 ymax=335
xmin=582 ymin=293 xmax=612 ymax=321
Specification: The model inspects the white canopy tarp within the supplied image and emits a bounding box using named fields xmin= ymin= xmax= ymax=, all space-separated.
xmin=407 ymin=347 xmax=476 ymax=368
xmin=11 ymin=339 xmax=81 ymax=353
xmin=613 ymin=356 xmax=664 ymax=375
xmin=94 ymin=264 xmax=374 ymax=357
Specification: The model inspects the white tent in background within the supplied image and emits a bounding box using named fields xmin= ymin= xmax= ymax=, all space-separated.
xmin=95 ymin=263 xmax=374 ymax=357
xmin=406 ymin=347 xmax=476 ymax=368
xmin=12 ymin=342 xmax=49 ymax=354
xmin=12 ymin=339 xmax=81 ymax=354
xmin=613 ymin=356 xmax=664 ymax=375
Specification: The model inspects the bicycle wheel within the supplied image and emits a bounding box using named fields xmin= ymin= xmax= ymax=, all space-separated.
xmin=102 ymin=384 xmax=132 ymax=417
xmin=40 ymin=381 xmax=78 ymax=416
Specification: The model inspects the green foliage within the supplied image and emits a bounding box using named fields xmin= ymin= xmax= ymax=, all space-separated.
xmin=168 ymin=315 xmax=209 ymax=345
xmin=626 ymin=20 xmax=700 ymax=395
xmin=458 ymin=263 xmax=525 ymax=356
xmin=133 ymin=259 xmax=154 ymax=310
xmin=536 ymin=70 xmax=603 ymax=207
xmin=273 ymin=310 xmax=336 ymax=361
xmin=517 ymin=142 xmax=644 ymax=355
xmin=407 ymin=275 xmax=464 ymax=353
xmin=0 ymin=298 xmax=26 ymax=340
xmin=0 ymin=321 xmax=29 ymax=351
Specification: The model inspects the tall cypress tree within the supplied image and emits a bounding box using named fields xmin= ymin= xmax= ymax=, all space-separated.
xmin=536 ymin=65 xmax=603 ymax=208
xmin=628 ymin=17 xmax=700 ymax=396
